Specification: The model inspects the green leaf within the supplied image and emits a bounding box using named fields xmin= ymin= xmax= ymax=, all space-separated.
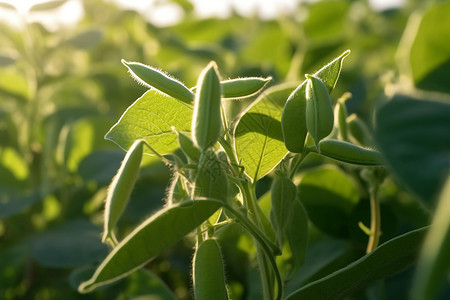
xmin=297 ymin=165 xmax=359 ymax=239
xmin=375 ymin=92 xmax=450 ymax=202
xmin=29 ymin=0 xmax=67 ymax=12
xmin=78 ymin=199 xmax=222 ymax=293
xmin=31 ymin=220 xmax=108 ymax=268
xmin=105 ymin=90 xmax=192 ymax=156
xmin=281 ymin=50 xmax=350 ymax=153
xmin=285 ymin=227 xmax=428 ymax=300
xmin=0 ymin=54 xmax=16 ymax=66
xmin=412 ymin=177 xmax=450 ymax=300
xmin=234 ymin=83 xmax=295 ymax=182
xmin=409 ymin=2 xmax=450 ymax=93
xmin=65 ymin=29 xmax=103 ymax=49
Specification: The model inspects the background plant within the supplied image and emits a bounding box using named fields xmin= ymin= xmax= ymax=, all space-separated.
xmin=0 ymin=0 xmax=449 ymax=299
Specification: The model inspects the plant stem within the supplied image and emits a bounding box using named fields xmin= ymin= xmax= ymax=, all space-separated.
xmin=366 ymin=185 xmax=380 ymax=253
xmin=289 ymin=147 xmax=310 ymax=180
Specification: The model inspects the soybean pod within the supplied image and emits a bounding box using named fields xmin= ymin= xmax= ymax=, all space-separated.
xmin=192 ymin=61 xmax=223 ymax=150
xmin=193 ymin=239 xmax=229 ymax=300
xmin=221 ymin=77 xmax=271 ymax=99
xmin=305 ymin=75 xmax=334 ymax=151
xmin=318 ymin=139 xmax=384 ymax=166
xmin=122 ymin=60 xmax=194 ymax=104
xmin=103 ymin=139 xmax=144 ymax=244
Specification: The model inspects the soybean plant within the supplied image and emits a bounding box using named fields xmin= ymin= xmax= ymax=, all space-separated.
xmin=79 ymin=51 xmax=419 ymax=300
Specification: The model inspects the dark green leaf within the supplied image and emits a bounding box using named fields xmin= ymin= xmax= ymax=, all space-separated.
xmin=31 ymin=220 xmax=108 ymax=268
xmin=297 ymin=165 xmax=359 ymax=239
xmin=375 ymin=92 xmax=450 ymax=202
xmin=285 ymin=227 xmax=428 ymax=300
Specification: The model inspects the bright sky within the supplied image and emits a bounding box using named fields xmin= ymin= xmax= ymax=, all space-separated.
xmin=0 ymin=0 xmax=404 ymax=30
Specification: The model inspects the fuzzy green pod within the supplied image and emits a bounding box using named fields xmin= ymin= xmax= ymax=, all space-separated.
xmin=305 ymin=75 xmax=334 ymax=151
xmin=318 ymin=139 xmax=384 ymax=166
xmin=122 ymin=60 xmax=194 ymax=104
xmin=193 ymin=239 xmax=229 ymax=300
xmin=282 ymin=86 xmax=308 ymax=153
xmin=221 ymin=77 xmax=272 ymax=99
xmin=192 ymin=61 xmax=223 ymax=150
xmin=103 ymin=139 xmax=144 ymax=243
xmin=193 ymin=150 xmax=229 ymax=204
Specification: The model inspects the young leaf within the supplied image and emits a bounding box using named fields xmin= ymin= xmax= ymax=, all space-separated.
xmin=78 ymin=200 xmax=222 ymax=293
xmin=285 ymin=227 xmax=428 ymax=300
xmin=105 ymin=90 xmax=192 ymax=156
xmin=122 ymin=60 xmax=194 ymax=104
xmin=282 ymin=50 xmax=350 ymax=153
xmin=192 ymin=61 xmax=222 ymax=150
xmin=234 ymin=83 xmax=295 ymax=182
xmin=305 ymin=75 xmax=334 ymax=150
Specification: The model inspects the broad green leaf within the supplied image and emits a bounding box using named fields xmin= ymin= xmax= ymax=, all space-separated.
xmin=105 ymin=90 xmax=192 ymax=156
xmin=0 ymin=193 xmax=40 ymax=218
xmin=78 ymin=200 xmax=222 ymax=293
xmin=29 ymin=0 xmax=67 ymax=12
xmin=412 ymin=177 xmax=450 ymax=300
xmin=65 ymin=29 xmax=103 ymax=49
xmin=31 ymin=220 xmax=108 ymax=268
xmin=375 ymin=92 xmax=450 ymax=202
xmin=297 ymin=165 xmax=359 ymax=239
xmin=281 ymin=50 xmax=350 ymax=153
xmin=234 ymin=83 xmax=295 ymax=182
xmin=285 ymin=227 xmax=428 ymax=300
xmin=409 ymin=2 xmax=450 ymax=93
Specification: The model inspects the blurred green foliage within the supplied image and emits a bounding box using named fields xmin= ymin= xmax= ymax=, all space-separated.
xmin=0 ymin=0 xmax=449 ymax=299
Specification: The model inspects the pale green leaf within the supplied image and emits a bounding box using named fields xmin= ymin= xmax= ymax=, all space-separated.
xmin=234 ymin=83 xmax=295 ymax=182
xmin=105 ymin=90 xmax=192 ymax=155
